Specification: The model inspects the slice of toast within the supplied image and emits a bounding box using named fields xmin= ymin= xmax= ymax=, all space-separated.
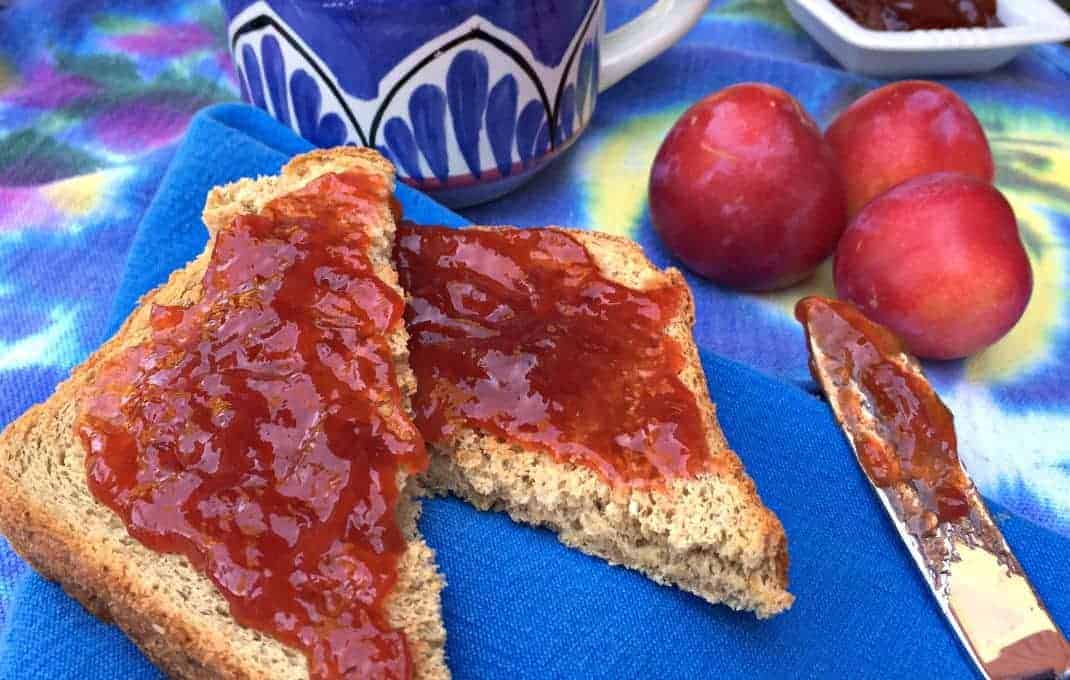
xmin=0 ymin=149 xmax=448 ymax=679
xmin=411 ymin=226 xmax=793 ymax=618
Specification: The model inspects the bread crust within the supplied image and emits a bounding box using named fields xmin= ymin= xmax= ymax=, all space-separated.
xmin=0 ymin=148 xmax=448 ymax=680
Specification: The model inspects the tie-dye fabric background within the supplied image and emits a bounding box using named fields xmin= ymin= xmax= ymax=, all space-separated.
xmin=0 ymin=0 xmax=1068 ymax=633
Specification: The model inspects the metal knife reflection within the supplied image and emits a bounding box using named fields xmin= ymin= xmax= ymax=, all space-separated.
xmin=796 ymin=296 xmax=1070 ymax=680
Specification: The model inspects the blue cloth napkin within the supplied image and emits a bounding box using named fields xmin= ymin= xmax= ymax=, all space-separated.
xmin=2 ymin=104 xmax=1068 ymax=680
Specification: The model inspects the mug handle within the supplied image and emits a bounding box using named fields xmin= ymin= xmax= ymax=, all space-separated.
xmin=599 ymin=0 xmax=710 ymax=91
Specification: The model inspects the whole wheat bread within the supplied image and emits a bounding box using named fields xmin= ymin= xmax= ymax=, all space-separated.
xmin=0 ymin=150 xmax=790 ymax=680
xmin=0 ymin=148 xmax=449 ymax=679
xmin=413 ymin=227 xmax=793 ymax=618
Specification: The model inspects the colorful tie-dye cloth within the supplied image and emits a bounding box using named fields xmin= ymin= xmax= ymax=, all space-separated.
xmin=0 ymin=0 xmax=1068 ymax=636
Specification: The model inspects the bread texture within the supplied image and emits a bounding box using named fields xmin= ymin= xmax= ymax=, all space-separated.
xmin=0 ymin=148 xmax=789 ymax=680
xmin=417 ymin=227 xmax=793 ymax=619
xmin=0 ymin=148 xmax=449 ymax=680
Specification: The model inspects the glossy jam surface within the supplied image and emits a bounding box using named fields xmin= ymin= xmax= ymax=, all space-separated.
xmin=832 ymin=0 xmax=1000 ymax=30
xmin=396 ymin=224 xmax=714 ymax=489
xmin=76 ymin=172 xmax=426 ymax=680
xmin=796 ymin=296 xmax=969 ymax=521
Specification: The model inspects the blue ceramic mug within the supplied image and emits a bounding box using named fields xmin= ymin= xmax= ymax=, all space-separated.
xmin=222 ymin=0 xmax=708 ymax=206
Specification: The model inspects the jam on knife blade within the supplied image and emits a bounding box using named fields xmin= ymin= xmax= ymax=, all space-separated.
xmin=796 ymin=296 xmax=1070 ymax=680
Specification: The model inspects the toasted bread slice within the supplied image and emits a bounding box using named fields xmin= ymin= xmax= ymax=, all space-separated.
xmin=0 ymin=149 xmax=448 ymax=679
xmin=416 ymin=227 xmax=792 ymax=618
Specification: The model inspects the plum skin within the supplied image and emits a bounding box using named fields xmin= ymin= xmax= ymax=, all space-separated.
xmin=826 ymin=80 xmax=994 ymax=218
xmin=834 ymin=173 xmax=1032 ymax=360
xmin=649 ymin=83 xmax=846 ymax=292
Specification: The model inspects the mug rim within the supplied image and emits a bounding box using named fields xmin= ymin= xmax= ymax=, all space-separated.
xmin=228 ymin=0 xmax=595 ymax=12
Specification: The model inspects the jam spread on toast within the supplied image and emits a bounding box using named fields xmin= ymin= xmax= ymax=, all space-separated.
xmin=76 ymin=172 xmax=426 ymax=680
xmin=396 ymin=224 xmax=714 ymax=490
xmin=831 ymin=0 xmax=1000 ymax=31
xmin=796 ymin=296 xmax=969 ymax=521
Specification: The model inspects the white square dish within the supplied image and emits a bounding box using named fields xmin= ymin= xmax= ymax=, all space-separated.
xmin=785 ymin=0 xmax=1070 ymax=76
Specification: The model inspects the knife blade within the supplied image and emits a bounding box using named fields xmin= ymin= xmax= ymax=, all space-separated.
xmin=796 ymin=296 xmax=1070 ymax=680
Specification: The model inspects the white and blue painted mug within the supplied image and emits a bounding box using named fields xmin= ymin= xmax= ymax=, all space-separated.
xmin=223 ymin=0 xmax=709 ymax=206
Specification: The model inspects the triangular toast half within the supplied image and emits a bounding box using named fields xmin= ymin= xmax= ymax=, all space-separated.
xmin=0 ymin=149 xmax=449 ymax=679
xmin=400 ymin=225 xmax=792 ymax=618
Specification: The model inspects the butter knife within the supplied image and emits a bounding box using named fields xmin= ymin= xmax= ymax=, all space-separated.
xmin=796 ymin=296 xmax=1070 ymax=680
